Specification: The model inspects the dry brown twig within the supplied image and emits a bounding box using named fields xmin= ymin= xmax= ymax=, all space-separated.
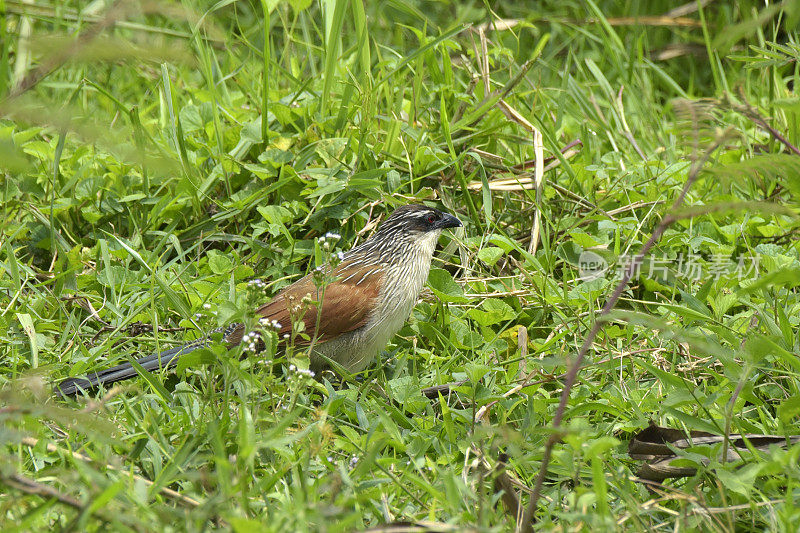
xmin=5 ymin=1 xmax=126 ymax=102
xmin=727 ymin=89 xmax=800 ymax=156
xmin=19 ymin=436 xmax=204 ymax=510
xmin=474 ymin=15 xmax=703 ymax=34
xmin=2 ymin=471 xmax=120 ymax=526
xmin=519 ymin=118 xmax=735 ymax=530
xmin=473 ymin=29 xmax=546 ymax=255
xmin=467 ymin=144 xmax=582 ymax=192
xmin=4 ymin=471 xmax=83 ymax=507
xmin=616 ymin=86 xmax=647 ymax=160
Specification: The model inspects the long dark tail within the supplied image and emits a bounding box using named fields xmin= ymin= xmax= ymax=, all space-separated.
xmin=55 ymin=342 xmax=203 ymax=397
xmin=56 ymin=324 xmax=244 ymax=397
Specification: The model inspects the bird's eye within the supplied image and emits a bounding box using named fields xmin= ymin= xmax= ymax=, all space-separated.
xmin=427 ymin=214 xmax=438 ymax=224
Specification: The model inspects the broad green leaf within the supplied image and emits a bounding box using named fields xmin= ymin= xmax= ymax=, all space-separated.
xmin=477 ymin=246 xmax=503 ymax=266
xmin=207 ymin=250 xmax=233 ymax=275
xmin=427 ymin=268 xmax=467 ymax=303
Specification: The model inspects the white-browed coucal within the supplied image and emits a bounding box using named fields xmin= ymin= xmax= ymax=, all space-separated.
xmin=57 ymin=204 xmax=462 ymax=396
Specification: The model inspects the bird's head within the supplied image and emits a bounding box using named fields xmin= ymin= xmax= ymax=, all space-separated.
xmin=377 ymin=204 xmax=462 ymax=235
xmin=357 ymin=204 xmax=461 ymax=261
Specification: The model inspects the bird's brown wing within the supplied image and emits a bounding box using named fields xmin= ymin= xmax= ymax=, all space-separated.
xmin=255 ymin=261 xmax=386 ymax=345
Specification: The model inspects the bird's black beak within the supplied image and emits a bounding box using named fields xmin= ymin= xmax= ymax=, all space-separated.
xmin=437 ymin=212 xmax=462 ymax=230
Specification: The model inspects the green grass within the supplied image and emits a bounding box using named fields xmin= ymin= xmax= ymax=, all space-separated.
xmin=3 ymin=0 xmax=800 ymax=530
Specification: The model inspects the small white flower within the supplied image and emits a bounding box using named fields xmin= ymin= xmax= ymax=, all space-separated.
xmin=283 ymin=333 xmax=290 ymax=339
xmin=203 ymin=303 xmax=211 ymax=310
xmin=336 ymin=251 xmax=345 ymax=260
xmin=325 ymin=232 xmax=341 ymax=240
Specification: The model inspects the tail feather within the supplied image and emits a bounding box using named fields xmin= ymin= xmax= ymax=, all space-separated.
xmin=55 ymin=324 xmax=243 ymax=397
xmin=55 ymin=342 xmax=202 ymax=397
